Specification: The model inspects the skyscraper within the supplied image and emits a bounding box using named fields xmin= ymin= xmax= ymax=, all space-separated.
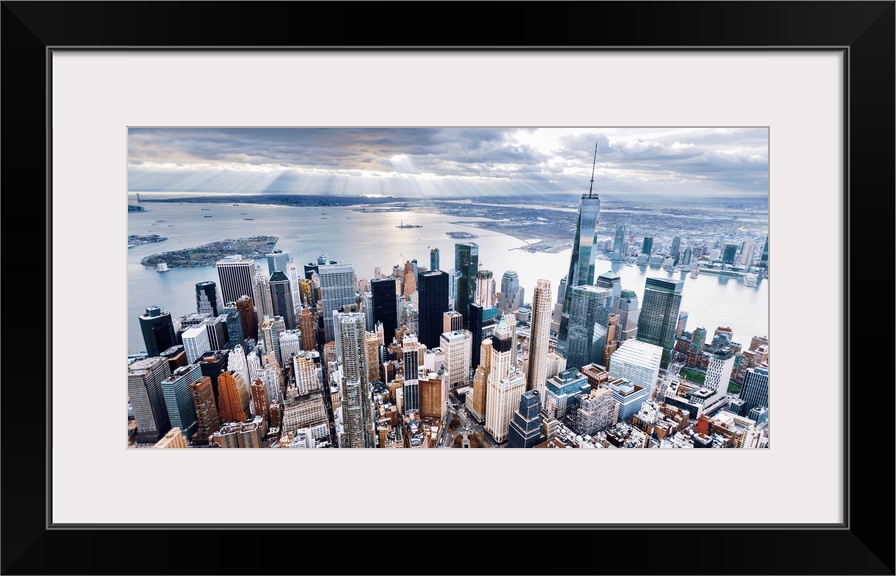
xmin=475 ymin=269 xmax=496 ymax=309
xmin=596 ymin=271 xmax=622 ymax=315
xmin=182 ymin=325 xmax=211 ymax=364
xmin=641 ymin=237 xmax=654 ymax=256
xmin=139 ymin=306 xmax=177 ymax=356
xmin=485 ymin=316 xmax=526 ymax=444
xmin=195 ymin=281 xmax=223 ymax=317
xmin=269 ymin=270 xmax=297 ymax=330
xmin=498 ymin=270 xmax=524 ymax=314
xmin=402 ymin=334 xmax=421 ymax=412
xmin=299 ymin=308 xmax=317 ymax=351
xmin=127 ymin=356 xmax=172 ymax=443
xmin=160 ymin=364 xmax=201 ymax=442
xmin=740 ymin=367 xmax=770 ymax=412
xmin=722 ymin=244 xmax=738 ymax=265
xmin=618 ymin=289 xmax=640 ymax=341
xmin=469 ymin=338 xmax=492 ymax=423
xmin=670 ymin=236 xmax=681 ymax=265
xmin=417 ymin=270 xmax=450 ymax=349
xmin=454 ymin=242 xmax=479 ymax=326
xmin=319 ymin=264 xmax=356 ymax=343
xmin=217 ymin=370 xmax=250 ymax=423
xmin=507 ymin=390 xmax=545 ymax=448
xmin=430 ymin=247 xmax=440 ymax=272
xmin=221 ymin=306 xmax=245 ymax=351
xmin=337 ymin=311 xmax=374 ymax=447
xmin=235 ymin=295 xmax=258 ymax=341
xmin=612 ymin=223 xmax=627 ymax=261
xmin=266 ymin=249 xmax=289 ymax=275
xmin=759 ymin=236 xmax=769 ymax=270
xmin=441 ymin=330 xmax=472 ymax=389
xmin=557 ymin=158 xmax=601 ymax=357
xmin=189 ymin=375 xmax=221 ymax=445
xmin=371 ymin=277 xmax=398 ymax=345
xmin=636 ymin=278 xmax=683 ymax=368
xmin=253 ymin=268 xmax=274 ymax=324
xmin=216 ymin=256 xmax=256 ymax=305
xmin=565 ymin=285 xmax=612 ymax=371
xmin=527 ymin=279 xmax=552 ymax=397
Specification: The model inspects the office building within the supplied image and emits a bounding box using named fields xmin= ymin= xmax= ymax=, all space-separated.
xmin=337 ymin=311 xmax=374 ymax=448
xmin=369 ymin=277 xmax=398 ymax=347
xmin=282 ymin=392 xmax=329 ymax=438
xmin=269 ymin=270 xmax=296 ymax=330
xmin=293 ymin=351 xmax=321 ymax=396
xmin=636 ymin=278 xmax=684 ymax=368
xmin=557 ymin=186 xmax=601 ymax=357
xmin=641 ymin=237 xmax=653 ymax=256
xmin=278 ymin=329 xmax=301 ymax=363
xmin=670 ymin=236 xmax=681 ymax=265
xmin=430 ymin=247 xmax=440 ymax=272
xmin=527 ymin=279 xmax=552 ymax=397
xmin=160 ymin=364 xmax=201 ymax=442
xmin=543 ymin=367 xmax=592 ymax=420
xmin=498 ymin=270 xmax=525 ymax=314
xmin=419 ymin=370 xmax=448 ymax=420
xmin=418 ymin=270 xmax=450 ymax=349
xmin=454 ymin=242 xmax=479 ymax=326
xmin=596 ymin=271 xmax=622 ymax=315
xmin=468 ymin=338 xmax=492 ymax=423
xmin=608 ymin=378 xmax=650 ymax=421
xmin=299 ymin=307 xmax=317 ymax=351
xmin=441 ymin=330 xmax=472 ymax=389
xmin=565 ymin=285 xmax=612 ymax=371
xmin=253 ymin=268 xmax=274 ymax=325
xmin=216 ymin=256 xmax=256 ymax=306
xmin=251 ymin=377 xmax=271 ymax=425
xmin=181 ymin=325 xmax=211 ymax=364
xmin=235 ymin=295 xmax=258 ymax=341
xmin=266 ymin=249 xmax=290 ymax=275
xmin=740 ymin=367 xmax=770 ymax=412
xmin=485 ymin=316 xmax=526 ymax=444
xmin=402 ymin=334 xmax=421 ymax=412
xmin=565 ymin=387 xmax=618 ymax=436
xmin=153 ymin=427 xmax=189 ymax=448
xmin=611 ymin=223 xmax=627 ymax=261
xmin=507 ymin=390 xmax=545 ymax=448
xmin=443 ymin=310 xmax=464 ymax=333
xmin=217 ymin=371 xmax=250 ymax=423
xmin=139 ymin=306 xmax=177 ymax=357
xmin=759 ymin=236 xmax=769 ymax=270
xmin=189 ymin=375 xmax=220 ymax=445
xmin=195 ymin=281 xmax=223 ymax=317
xmin=705 ymin=350 xmax=736 ymax=395
xmin=128 ymin=356 xmax=172 ymax=443
xmin=260 ymin=316 xmax=286 ymax=367
xmin=475 ymin=269 xmax=496 ymax=309
xmin=319 ymin=263 xmax=356 ymax=343
xmin=722 ymin=244 xmax=738 ymax=265
xmin=609 ymin=339 xmax=664 ymax=398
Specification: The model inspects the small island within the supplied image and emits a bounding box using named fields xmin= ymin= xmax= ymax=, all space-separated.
xmin=128 ymin=205 xmax=145 ymax=212
xmin=128 ymin=234 xmax=168 ymax=248
xmin=445 ymin=231 xmax=479 ymax=239
xmin=140 ymin=236 xmax=278 ymax=269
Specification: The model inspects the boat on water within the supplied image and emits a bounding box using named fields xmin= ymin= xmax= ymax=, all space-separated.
xmin=244 ymin=218 xmax=254 ymax=220
xmin=204 ymin=215 xmax=213 ymax=218
xmin=743 ymin=273 xmax=758 ymax=287
xmin=156 ymin=262 xmax=169 ymax=273
xmin=200 ymin=208 xmax=210 ymax=211
xmin=155 ymin=220 xmax=165 ymax=222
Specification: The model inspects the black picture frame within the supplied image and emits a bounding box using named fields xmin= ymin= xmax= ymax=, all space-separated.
xmin=3 ymin=2 xmax=893 ymax=574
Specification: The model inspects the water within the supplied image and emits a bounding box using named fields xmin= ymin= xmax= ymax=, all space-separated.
xmin=128 ymin=201 xmax=769 ymax=354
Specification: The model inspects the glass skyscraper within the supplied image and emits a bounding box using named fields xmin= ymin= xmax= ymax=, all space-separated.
xmin=139 ymin=306 xmax=177 ymax=357
xmin=565 ymin=285 xmax=612 ymax=370
xmin=454 ymin=242 xmax=479 ymax=327
xmin=636 ymin=278 xmax=684 ymax=368
xmin=318 ymin=263 xmax=356 ymax=343
xmin=557 ymin=192 xmax=601 ymax=357
xmin=417 ymin=270 xmax=450 ymax=349
xmin=269 ymin=270 xmax=296 ymax=330
xmin=611 ymin=223 xmax=627 ymax=261
xmin=371 ymin=277 xmax=398 ymax=345
xmin=507 ymin=390 xmax=544 ymax=448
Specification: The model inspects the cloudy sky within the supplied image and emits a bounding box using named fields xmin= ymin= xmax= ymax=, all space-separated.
xmin=128 ymin=127 xmax=768 ymax=198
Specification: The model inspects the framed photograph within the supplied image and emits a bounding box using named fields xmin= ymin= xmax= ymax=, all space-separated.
xmin=5 ymin=1 xmax=892 ymax=574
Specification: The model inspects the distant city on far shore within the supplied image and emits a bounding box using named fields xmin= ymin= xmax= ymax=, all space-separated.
xmin=127 ymin=127 xmax=769 ymax=449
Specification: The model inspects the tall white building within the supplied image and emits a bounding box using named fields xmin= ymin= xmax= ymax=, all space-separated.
xmin=319 ymin=264 xmax=357 ymax=343
xmin=475 ymin=269 xmax=496 ymax=308
xmin=705 ymin=351 xmax=735 ymax=396
xmin=279 ymin=329 xmax=302 ymax=364
xmin=181 ymin=325 xmax=210 ymax=364
xmin=440 ymin=330 xmax=472 ymax=389
xmin=215 ymin=256 xmax=256 ymax=306
xmin=608 ymin=339 xmax=663 ymax=398
xmin=526 ymin=279 xmax=552 ymax=397
xmin=253 ymin=267 xmax=275 ymax=326
xmin=485 ymin=316 xmax=526 ymax=444
xmin=293 ymin=351 xmax=321 ymax=396
xmin=227 ymin=346 xmax=251 ymax=393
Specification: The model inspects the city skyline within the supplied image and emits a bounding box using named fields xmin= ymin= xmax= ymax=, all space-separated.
xmin=128 ymin=128 xmax=769 ymax=450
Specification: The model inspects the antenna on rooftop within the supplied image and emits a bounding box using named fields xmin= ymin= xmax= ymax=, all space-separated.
xmin=588 ymin=141 xmax=598 ymax=198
